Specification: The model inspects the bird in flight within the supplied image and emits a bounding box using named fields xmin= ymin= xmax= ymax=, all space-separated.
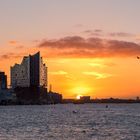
xmin=137 ymin=56 xmax=140 ymax=59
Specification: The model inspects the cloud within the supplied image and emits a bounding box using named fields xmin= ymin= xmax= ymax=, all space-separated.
xmin=38 ymin=36 xmax=140 ymax=58
xmin=89 ymin=62 xmax=116 ymax=68
xmin=83 ymin=29 xmax=134 ymax=38
xmin=94 ymin=29 xmax=102 ymax=33
xmin=0 ymin=54 xmax=11 ymax=59
xmin=49 ymin=71 xmax=68 ymax=75
xmin=0 ymin=52 xmax=27 ymax=60
xmin=109 ymin=32 xmax=134 ymax=37
xmin=0 ymin=53 xmax=15 ymax=59
xmin=9 ymin=40 xmax=18 ymax=45
xmin=83 ymin=71 xmax=113 ymax=79
xmin=83 ymin=29 xmax=103 ymax=37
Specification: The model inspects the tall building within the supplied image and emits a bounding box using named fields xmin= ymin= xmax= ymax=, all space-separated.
xmin=11 ymin=52 xmax=47 ymax=89
xmin=0 ymin=72 xmax=7 ymax=89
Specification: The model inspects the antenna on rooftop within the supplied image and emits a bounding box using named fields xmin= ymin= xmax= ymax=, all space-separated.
xmin=49 ymin=84 xmax=52 ymax=92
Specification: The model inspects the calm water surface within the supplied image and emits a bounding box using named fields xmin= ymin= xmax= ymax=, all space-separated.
xmin=0 ymin=104 xmax=140 ymax=140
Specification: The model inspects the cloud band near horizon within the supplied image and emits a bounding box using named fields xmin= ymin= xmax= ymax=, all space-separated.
xmin=38 ymin=36 xmax=140 ymax=58
xmin=1 ymin=36 xmax=140 ymax=60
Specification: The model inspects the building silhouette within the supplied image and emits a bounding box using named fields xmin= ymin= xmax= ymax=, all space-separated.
xmin=0 ymin=72 xmax=14 ymax=105
xmin=0 ymin=72 xmax=7 ymax=89
xmin=11 ymin=52 xmax=47 ymax=89
xmin=47 ymin=84 xmax=62 ymax=104
xmin=10 ymin=52 xmax=48 ymax=103
xmin=80 ymin=96 xmax=90 ymax=102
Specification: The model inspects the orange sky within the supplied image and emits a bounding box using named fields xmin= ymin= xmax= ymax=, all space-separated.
xmin=1 ymin=47 xmax=140 ymax=99
xmin=1 ymin=35 xmax=140 ymax=99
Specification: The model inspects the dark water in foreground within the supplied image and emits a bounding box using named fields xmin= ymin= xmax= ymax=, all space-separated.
xmin=0 ymin=104 xmax=140 ymax=140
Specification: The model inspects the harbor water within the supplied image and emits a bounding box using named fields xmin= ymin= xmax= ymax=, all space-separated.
xmin=0 ymin=104 xmax=140 ymax=140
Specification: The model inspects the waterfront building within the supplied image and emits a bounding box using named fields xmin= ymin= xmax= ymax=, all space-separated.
xmin=11 ymin=52 xmax=47 ymax=89
xmin=0 ymin=72 xmax=15 ymax=104
xmin=0 ymin=89 xmax=15 ymax=104
xmin=80 ymin=96 xmax=91 ymax=102
xmin=0 ymin=72 xmax=7 ymax=89
xmin=47 ymin=85 xmax=62 ymax=104
xmin=10 ymin=52 xmax=48 ymax=103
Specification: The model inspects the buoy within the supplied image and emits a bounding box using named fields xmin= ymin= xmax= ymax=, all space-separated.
xmin=82 ymin=130 xmax=86 ymax=133
xmin=106 ymin=105 xmax=108 ymax=108
xmin=72 ymin=110 xmax=77 ymax=113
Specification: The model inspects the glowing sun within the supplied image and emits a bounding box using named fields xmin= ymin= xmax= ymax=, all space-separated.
xmin=76 ymin=95 xmax=82 ymax=100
